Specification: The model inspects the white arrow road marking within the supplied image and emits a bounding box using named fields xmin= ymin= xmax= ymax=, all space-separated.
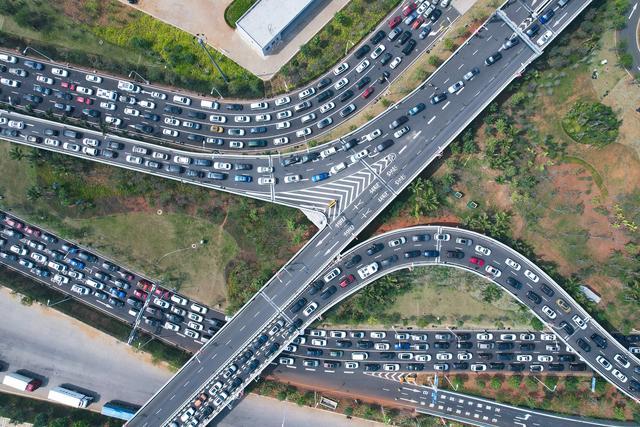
xmin=629 ymin=3 xmax=637 ymax=19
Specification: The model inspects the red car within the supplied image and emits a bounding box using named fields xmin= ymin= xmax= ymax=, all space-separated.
xmin=137 ymin=279 xmax=153 ymax=292
xmin=5 ymin=217 xmax=24 ymax=230
xmin=24 ymin=226 xmax=41 ymax=237
xmin=61 ymin=81 xmax=76 ymax=90
xmin=133 ymin=289 xmax=148 ymax=299
xmin=76 ymin=96 xmax=92 ymax=105
xmin=470 ymin=257 xmax=485 ymax=267
xmin=412 ymin=16 xmax=425 ymax=29
xmin=389 ymin=15 xmax=402 ymax=29
xmin=120 ymin=271 xmax=136 ymax=282
xmin=361 ymin=87 xmax=374 ymax=99
xmin=402 ymin=2 xmax=416 ymax=17
xmin=339 ymin=274 xmax=355 ymax=288
xmin=154 ymin=286 xmax=172 ymax=299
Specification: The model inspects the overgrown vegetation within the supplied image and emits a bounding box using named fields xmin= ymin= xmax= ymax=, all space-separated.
xmin=562 ymin=101 xmax=621 ymax=147
xmin=272 ymin=0 xmax=402 ymax=89
xmin=224 ymin=0 xmax=258 ymax=28
xmin=0 ymin=0 xmax=263 ymax=97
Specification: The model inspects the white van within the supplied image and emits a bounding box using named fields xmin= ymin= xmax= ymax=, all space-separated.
xmin=329 ymin=162 xmax=347 ymax=175
xmin=351 ymin=352 xmax=369 ymax=361
xmin=96 ymin=88 xmax=118 ymax=101
xmin=320 ymin=147 xmax=337 ymax=159
xmin=250 ymin=102 xmax=268 ymax=110
xmin=201 ymin=100 xmax=220 ymax=109
xmin=117 ymin=80 xmax=140 ymax=93
xmin=357 ymin=262 xmax=379 ymax=280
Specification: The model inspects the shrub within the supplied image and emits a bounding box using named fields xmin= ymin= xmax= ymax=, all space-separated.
xmin=561 ymin=101 xmax=621 ymax=147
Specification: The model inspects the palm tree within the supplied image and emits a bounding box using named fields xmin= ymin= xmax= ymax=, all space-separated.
xmin=26 ymin=185 xmax=42 ymax=201
xmin=9 ymin=146 xmax=24 ymax=161
xmin=491 ymin=211 xmax=512 ymax=238
xmin=26 ymin=149 xmax=42 ymax=166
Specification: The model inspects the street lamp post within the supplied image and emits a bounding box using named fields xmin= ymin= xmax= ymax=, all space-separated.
xmin=194 ymin=34 xmax=229 ymax=84
xmin=23 ymin=46 xmax=54 ymax=62
xmin=46 ymin=296 xmax=71 ymax=307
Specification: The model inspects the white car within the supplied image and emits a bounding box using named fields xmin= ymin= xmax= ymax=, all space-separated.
xmin=571 ymin=314 xmax=587 ymax=329
xmin=51 ymin=67 xmax=68 ymax=77
xmin=43 ymin=138 xmax=60 ymax=147
xmin=125 ymin=155 xmax=142 ymax=165
xmin=276 ymin=110 xmax=292 ymax=119
xmin=52 ymin=274 xmax=69 ymax=285
xmin=537 ymin=355 xmax=553 ymax=362
xmin=283 ymin=175 xmax=301 ymax=184
xmin=279 ymin=357 xmax=294 ymax=365
xmin=187 ymin=312 xmax=203 ymax=322
xmin=124 ymin=107 xmax=140 ymax=116
xmin=138 ymin=100 xmax=155 ymax=109
xmin=150 ymin=91 xmax=167 ymax=100
xmin=185 ymin=329 xmax=200 ymax=339
xmin=257 ymin=166 xmax=273 ymax=174
xmin=545 ymin=343 xmax=559 ymax=352
xmin=164 ymin=117 xmax=181 ymax=126
xmin=255 ymin=114 xmax=271 ymax=122
xmin=475 ymin=245 xmax=491 ymax=256
xmin=296 ymin=127 xmax=312 ymax=138
xmin=9 ymin=245 xmax=28 ymax=256
xmin=393 ymin=126 xmax=409 ymax=138
xmin=537 ymin=30 xmax=553 ymax=46
xmin=153 ymin=297 xmax=170 ymax=309
xmin=389 ymin=57 xmax=402 ymax=69
xmin=470 ymin=364 xmax=486 ymax=372
xmin=505 ymin=258 xmax=521 ymax=270
xmin=310 ymin=330 xmax=326 ymax=337
xmin=365 ymin=129 xmax=382 ymax=141
xmin=174 ymin=155 xmax=191 ymax=165
xmin=411 ymin=334 xmax=428 ymax=341
xmin=457 ymin=352 xmax=472 ymax=360
xmin=500 ymin=333 xmax=516 ymax=341
xmin=173 ymin=95 xmax=191 ymax=105
xmin=596 ymin=355 xmax=612 ymax=371
xmin=349 ymin=149 xmax=369 ymax=163
xmin=447 ymin=80 xmax=464 ymax=94
xmin=436 ymin=353 xmax=452 ymax=361
xmin=398 ymin=352 xmax=414 ymax=360
xmin=276 ymin=121 xmax=291 ymax=130
xmin=370 ymin=44 xmax=386 ymax=59
xmin=516 ymin=355 xmax=532 ymax=362
xmin=395 ymin=332 xmax=410 ymax=340
xmin=333 ymin=62 xmax=349 ymax=75
xmin=370 ymin=331 xmax=386 ymax=339
xmin=356 ymin=59 xmax=370 ymax=73
xmin=152 ymin=152 xmax=170 ymax=160
xmin=383 ymin=363 xmax=400 ymax=371
xmin=388 ymin=236 xmax=407 ymax=247
xmin=285 ymin=344 xmax=297 ymax=352
xmin=485 ymin=265 xmax=502 ymax=277
xmin=434 ymin=233 xmax=450 ymax=241
xmin=213 ymin=162 xmax=232 ymax=171
xmin=8 ymin=120 xmax=24 ymax=129
xmin=612 ymin=369 xmax=628 ymax=383
xmin=229 ymin=141 xmax=244 ymax=149
xmin=171 ymin=294 xmax=188 ymax=306
xmin=234 ymin=115 xmax=250 ymax=123
xmin=76 ymin=86 xmax=93 ymax=95
xmin=330 ymin=162 xmax=347 ymax=175
xmin=30 ymin=253 xmax=48 ymax=264
xmin=613 ymin=354 xmax=630 ymax=368
xmin=415 ymin=354 xmax=431 ymax=362
xmin=258 ymin=177 xmax=276 ymax=185
xmin=187 ymin=321 xmax=204 ymax=331
xmin=540 ymin=333 xmax=556 ymax=341
xmin=311 ymin=338 xmax=327 ymax=346
xmin=345 ymin=362 xmax=359 ymax=369
xmin=320 ymin=102 xmax=335 ymax=113
xmin=374 ymin=342 xmax=390 ymax=350
xmin=162 ymin=129 xmax=179 ymax=137
xmin=524 ymin=269 xmax=539 ymax=282
xmin=334 ymin=77 xmax=349 ymax=90
xmin=330 ymin=331 xmax=346 ymax=338
xmin=164 ymin=321 xmax=180 ymax=331
xmin=303 ymin=302 xmax=318 ymax=316
xmin=520 ymin=333 xmax=535 ymax=341
xmin=99 ymin=101 xmax=116 ymax=111
xmin=36 ymin=75 xmax=53 ymax=85
xmin=298 ymin=87 xmax=316 ymax=99
xmin=62 ymin=142 xmax=80 ymax=152
xmin=0 ymin=77 xmax=19 ymax=87
xmin=541 ymin=305 xmax=557 ymax=319
xmin=273 ymin=137 xmax=289 ymax=145
xmin=190 ymin=303 xmax=208 ymax=314
xmin=275 ymin=96 xmax=290 ymax=106
xmin=85 ymin=74 xmax=102 ymax=83
xmin=71 ymin=284 xmax=90 ymax=295
xmin=476 ymin=333 xmax=493 ymax=341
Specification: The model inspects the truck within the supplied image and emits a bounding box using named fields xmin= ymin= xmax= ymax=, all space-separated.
xmin=101 ymin=402 xmax=138 ymax=420
xmin=2 ymin=372 xmax=42 ymax=392
xmin=47 ymin=386 xmax=93 ymax=408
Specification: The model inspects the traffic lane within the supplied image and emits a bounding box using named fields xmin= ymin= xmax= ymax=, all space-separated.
xmin=501 ymin=0 xmax=534 ymax=24
xmin=0 ymin=210 xmax=225 ymax=351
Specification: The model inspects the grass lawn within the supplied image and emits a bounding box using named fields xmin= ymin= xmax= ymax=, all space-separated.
xmin=0 ymin=0 xmax=263 ymax=98
xmin=224 ymin=0 xmax=258 ymax=28
xmin=0 ymin=140 xmax=311 ymax=311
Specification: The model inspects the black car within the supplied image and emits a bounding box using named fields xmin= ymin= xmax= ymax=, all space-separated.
xmin=238 ymin=350 xmax=254 ymax=364
xmin=590 ymin=333 xmax=607 ymax=349
xmin=402 ymin=39 xmax=416 ymax=55
xmin=489 ymin=362 xmax=505 ymax=370
xmin=433 ymin=342 xmax=450 ymax=350
xmin=453 ymin=362 xmax=468 ymax=370
xmin=356 ymin=76 xmax=371 ymax=90
xmin=380 ymin=352 xmax=395 ymax=359
xmin=187 ymin=111 xmax=207 ymax=119
xmin=308 ymin=280 xmax=325 ymax=295
xmin=399 ymin=31 xmax=412 ymax=45
xmin=320 ymin=285 xmax=337 ymax=300
xmin=520 ymin=343 xmax=535 ymax=351
xmin=134 ymin=123 xmax=153 ymax=134
xmin=336 ymin=340 xmax=352 ymax=348
xmin=380 ymin=254 xmax=398 ymax=268
xmin=567 ymin=362 xmax=586 ymax=371
xmin=378 ymin=71 xmax=391 ymax=84
xmin=380 ymin=52 xmax=393 ymax=65
xmin=496 ymin=342 xmax=514 ymax=351
xmin=24 ymin=60 xmax=44 ymax=70
xmin=344 ymin=254 xmax=362 ymax=269
xmin=496 ymin=353 xmax=514 ymax=361
xmin=225 ymin=103 xmax=243 ymax=111
xmin=342 ymin=138 xmax=357 ymax=151
xmin=253 ymin=334 xmax=268 ymax=350
xmin=164 ymin=105 xmax=182 ymax=114
xmin=265 ymin=342 xmax=280 ymax=357
xmin=301 ymin=152 xmax=319 ymax=163
xmin=509 ymin=363 xmax=525 ymax=372
xmin=485 ymin=52 xmax=502 ymax=66
xmin=291 ymin=297 xmax=307 ymax=313
xmin=82 ymin=109 xmax=100 ymax=118
xmin=339 ymin=90 xmax=354 ymax=102
xmin=370 ymin=30 xmax=386 ymax=45
xmin=250 ymin=126 xmax=267 ymax=134
xmin=558 ymin=354 xmax=575 ymax=362
xmin=55 ymin=91 xmax=73 ymax=100
xmin=457 ymin=341 xmax=473 ymax=349
xmin=506 ymin=277 xmax=523 ymax=289
xmin=525 ymin=23 xmax=540 ymax=38
xmin=357 ymin=340 xmax=374 ymax=349
xmin=23 ymin=94 xmax=43 ymax=103
xmin=1 ymin=129 xmax=18 ymax=137
xmin=559 ymin=321 xmax=575 ymax=335
xmin=366 ymin=243 xmax=384 ymax=256
xmin=630 ymin=380 xmax=640 ymax=392
xmin=457 ymin=333 xmax=471 ymax=340
xmin=317 ymin=77 xmax=332 ymax=90
xmin=478 ymin=353 xmax=493 ymax=360
xmin=364 ymin=363 xmax=380 ymax=371
xmin=281 ymin=156 xmax=300 ymax=167
xmin=287 ymin=318 xmax=303 ymax=334
xmin=165 ymin=313 xmax=184 ymax=323
xmin=247 ymin=359 xmax=260 ymax=373
xmin=142 ymin=112 xmax=160 ymax=121
xmin=548 ymin=363 xmax=564 ymax=372
xmin=526 ymin=291 xmax=542 ymax=304
xmin=316 ymin=89 xmax=333 ymax=103
xmin=540 ymin=283 xmax=554 ymax=297
xmin=406 ymin=363 xmax=424 ymax=371
xmin=404 ymin=250 xmax=422 ymax=259
xmin=446 ymin=250 xmax=464 ymax=259
xmin=429 ymin=8 xmax=442 ymax=22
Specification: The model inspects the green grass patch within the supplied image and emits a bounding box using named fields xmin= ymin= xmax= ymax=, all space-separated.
xmin=0 ymin=0 xmax=263 ymax=98
xmin=224 ymin=0 xmax=258 ymax=28
xmin=561 ymin=101 xmax=621 ymax=147
xmin=562 ymin=155 xmax=607 ymax=196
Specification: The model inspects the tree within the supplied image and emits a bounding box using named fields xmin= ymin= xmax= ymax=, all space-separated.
xmin=530 ymin=317 xmax=544 ymax=331
xmin=428 ymin=55 xmax=443 ymax=67
xmin=410 ymin=178 xmax=440 ymax=218
xmin=482 ymin=283 xmax=502 ymax=303
xmin=26 ymin=186 xmax=43 ymax=201
xmin=9 ymin=146 xmax=24 ymax=161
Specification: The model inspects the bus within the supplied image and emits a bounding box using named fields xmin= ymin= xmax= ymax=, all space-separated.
xmin=101 ymin=402 xmax=139 ymax=421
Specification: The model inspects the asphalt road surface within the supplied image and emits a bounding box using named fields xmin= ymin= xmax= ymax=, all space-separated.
xmin=619 ymin=0 xmax=640 ymax=73
xmin=0 ymin=2 xmax=460 ymax=152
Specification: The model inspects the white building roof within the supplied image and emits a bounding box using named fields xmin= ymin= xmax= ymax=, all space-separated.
xmin=236 ymin=0 xmax=315 ymax=49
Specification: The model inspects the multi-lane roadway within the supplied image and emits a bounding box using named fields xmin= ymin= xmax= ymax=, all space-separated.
xmin=0 ymin=2 xmax=460 ymax=152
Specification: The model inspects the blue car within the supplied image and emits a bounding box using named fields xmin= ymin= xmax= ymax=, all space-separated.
xmin=69 ymin=258 xmax=86 ymax=270
xmin=312 ymin=172 xmax=330 ymax=183
xmin=424 ymin=250 xmax=440 ymax=258
xmin=539 ymin=10 xmax=554 ymax=24
xmin=234 ymin=175 xmax=252 ymax=183
xmin=109 ymin=287 xmax=127 ymax=299
xmin=408 ymin=103 xmax=426 ymax=116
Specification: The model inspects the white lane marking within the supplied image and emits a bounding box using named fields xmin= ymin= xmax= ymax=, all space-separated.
xmin=399 ymin=146 xmax=407 ymax=154
xmin=427 ymin=115 xmax=436 ymax=124
xmin=442 ymin=101 xmax=451 ymax=110
xmin=629 ymin=2 xmax=637 ymax=19
xmin=411 ymin=130 xmax=422 ymax=140
xmin=456 ymin=86 xmax=465 ymax=95
xmin=472 ymin=49 xmax=479 ymax=55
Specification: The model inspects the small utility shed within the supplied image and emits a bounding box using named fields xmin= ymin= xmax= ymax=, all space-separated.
xmin=236 ymin=0 xmax=317 ymax=56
